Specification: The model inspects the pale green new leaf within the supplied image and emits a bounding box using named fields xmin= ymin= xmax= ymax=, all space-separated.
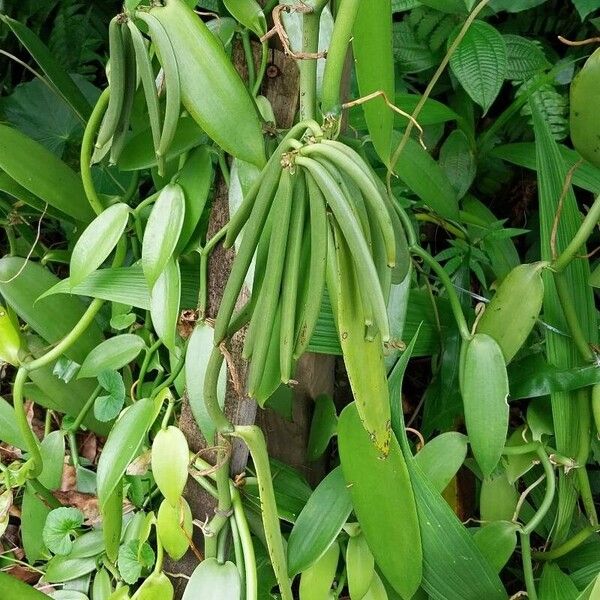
xmin=142 ymin=184 xmax=186 ymax=288
xmin=182 ymin=558 xmax=241 ymax=600
xmin=150 ymin=259 xmax=181 ymax=352
xmin=78 ymin=334 xmax=145 ymax=379
xmin=70 ymin=203 xmax=130 ymax=288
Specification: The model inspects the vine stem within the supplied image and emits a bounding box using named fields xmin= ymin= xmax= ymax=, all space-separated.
xmin=386 ymin=0 xmax=492 ymax=189
xmin=409 ymin=245 xmax=471 ymax=341
xmin=81 ymin=88 xmax=110 ymax=216
xmin=532 ymin=525 xmax=599 ymax=560
xmin=320 ymin=0 xmax=361 ymax=116
xmin=552 ymin=193 xmax=600 ymax=273
xmin=520 ymin=532 xmax=538 ymax=600
xmin=299 ymin=3 xmax=326 ymax=121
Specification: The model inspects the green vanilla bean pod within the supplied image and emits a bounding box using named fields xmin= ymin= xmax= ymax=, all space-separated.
xmin=292 ymin=172 xmax=328 ymax=360
xmin=96 ymin=16 xmax=127 ymax=149
xmin=296 ymin=155 xmax=390 ymax=341
xmin=128 ymin=20 xmax=162 ymax=174
xmin=247 ymin=170 xmax=295 ymax=398
xmin=214 ymin=160 xmax=283 ymax=344
xmin=476 ymin=262 xmax=546 ymax=364
xmin=300 ymin=140 xmax=396 ymax=265
xmin=280 ymin=174 xmax=307 ymax=382
xmin=570 ymin=48 xmax=600 ymax=168
xmin=135 ymin=11 xmax=181 ymax=165
xmin=230 ymin=426 xmax=293 ymax=600
xmin=110 ymin=23 xmax=137 ymax=165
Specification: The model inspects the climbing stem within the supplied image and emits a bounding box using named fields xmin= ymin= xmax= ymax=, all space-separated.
xmin=532 ymin=525 xmax=599 ymax=560
xmin=520 ymin=532 xmax=538 ymax=600
xmin=299 ymin=4 xmax=325 ymax=121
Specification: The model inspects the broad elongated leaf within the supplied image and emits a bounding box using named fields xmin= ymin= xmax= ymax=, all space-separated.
xmin=222 ymin=0 xmax=266 ymax=35
xmin=0 ymin=258 xmax=104 ymax=364
xmin=338 ymin=403 xmax=422 ymax=599
xmin=414 ymin=432 xmax=468 ymax=493
xmin=461 ymin=333 xmax=509 ymax=477
xmin=97 ymin=397 xmax=162 ymax=510
xmin=0 ymin=124 xmax=93 ymax=222
xmin=352 ymin=0 xmax=394 ymax=164
xmin=142 ymin=184 xmax=185 ymax=288
xmin=150 ymin=259 xmax=181 ymax=352
xmin=539 ymin=564 xmax=579 ymax=599
xmin=0 ymin=396 xmax=27 ymax=449
xmin=346 ymin=533 xmax=375 ymax=600
xmin=393 ymin=135 xmax=459 ymax=220
xmin=449 ymin=20 xmax=507 ymax=113
xmin=287 ymin=467 xmax=352 ymax=577
xmin=176 ymin=146 xmax=214 ymax=253
xmin=298 ymin=542 xmax=340 ymax=600
xmin=45 ymin=555 xmax=97 ymax=583
xmin=78 ymin=334 xmax=146 ymax=379
xmin=70 ymin=203 xmax=130 ymax=288
xmin=182 ymin=558 xmax=241 ymax=600
xmin=0 ymin=16 xmax=92 ymax=121
xmin=185 ymin=322 xmax=226 ymax=444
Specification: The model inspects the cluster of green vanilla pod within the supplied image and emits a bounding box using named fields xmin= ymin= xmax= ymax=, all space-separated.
xmin=92 ymin=10 xmax=180 ymax=175
xmin=213 ymin=120 xmax=406 ymax=406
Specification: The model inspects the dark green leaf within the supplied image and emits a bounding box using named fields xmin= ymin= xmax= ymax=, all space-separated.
xmin=117 ymin=540 xmax=155 ymax=584
xmin=0 ymin=573 xmax=52 ymax=599
xmin=306 ymin=394 xmax=337 ymax=461
xmin=472 ymin=522 xmax=518 ymax=572
xmin=78 ymin=334 xmax=145 ymax=380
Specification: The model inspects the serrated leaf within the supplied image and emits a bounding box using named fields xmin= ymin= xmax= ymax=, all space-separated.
xmin=70 ymin=204 xmax=130 ymax=288
xmin=504 ymin=34 xmax=550 ymax=81
xmin=449 ymin=20 xmax=507 ymax=113
xmin=461 ymin=333 xmax=509 ymax=477
xmin=78 ymin=335 xmax=145 ymax=379
xmin=42 ymin=507 xmax=84 ymax=556
xmin=142 ymin=184 xmax=186 ymax=288
xmin=439 ymin=129 xmax=476 ymax=199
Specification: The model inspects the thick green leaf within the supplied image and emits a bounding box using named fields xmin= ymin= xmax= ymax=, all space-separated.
xmin=0 ymin=124 xmax=93 ymax=222
xmin=352 ymin=0 xmax=394 ymax=164
xmin=414 ymin=432 xmax=468 ymax=493
xmin=449 ymin=21 xmax=507 ymax=113
xmin=176 ymin=145 xmax=214 ymax=253
xmin=338 ymin=403 xmax=422 ymax=599
xmin=38 ymin=430 xmax=65 ymax=490
xmin=150 ymin=259 xmax=181 ymax=352
xmin=97 ymin=397 xmax=162 ymax=510
xmin=298 ymin=542 xmax=339 ymax=600
xmin=572 ymin=0 xmax=600 ymax=20
xmin=393 ymin=134 xmax=459 ymax=220
xmin=479 ymin=471 xmax=518 ymax=522
xmin=0 ymin=16 xmax=92 ymax=121
xmin=0 ymin=572 xmax=51 ymax=599
xmin=472 ymin=521 xmax=518 ymax=572
xmin=0 ymin=173 xmax=63 ymax=219
xmin=461 ymin=333 xmax=509 ymax=477
xmin=509 ymin=354 xmax=600 ymax=399
xmin=118 ymin=116 xmax=206 ymax=171
xmin=150 ymin=0 xmax=266 ymax=167
xmin=287 ymin=467 xmax=352 ymax=577
xmin=142 ymin=184 xmax=185 ymax=288
xmin=0 ymin=258 xmax=104 ymax=364
xmin=576 ymin=575 xmax=600 ymax=600
xmin=185 ymin=321 xmax=226 ymax=444
xmin=45 ymin=555 xmax=98 ymax=583
xmin=346 ymin=533 xmax=375 ymax=600
xmin=78 ymin=334 xmax=146 ymax=379
xmin=0 ymin=396 xmax=27 ymax=449
xmin=182 ymin=558 xmax=241 ymax=600
xmin=222 ymin=0 xmax=266 ymax=35
xmin=70 ymin=204 xmax=130 ymax=288
xmin=152 ymin=426 xmax=189 ymax=507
